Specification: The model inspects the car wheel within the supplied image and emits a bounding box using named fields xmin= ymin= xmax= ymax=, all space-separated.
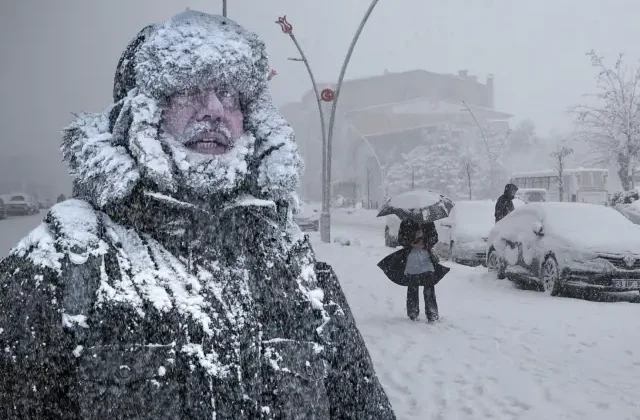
xmin=541 ymin=256 xmax=561 ymax=296
xmin=487 ymin=247 xmax=506 ymax=279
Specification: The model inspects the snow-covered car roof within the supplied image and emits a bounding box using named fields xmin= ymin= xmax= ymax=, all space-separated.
xmin=448 ymin=200 xmax=495 ymax=236
xmin=490 ymin=202 xmax=640 ymax=253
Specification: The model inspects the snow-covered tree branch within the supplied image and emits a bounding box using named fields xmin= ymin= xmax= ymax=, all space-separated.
xmin=570 ymin=50 xmax=640 ymax=190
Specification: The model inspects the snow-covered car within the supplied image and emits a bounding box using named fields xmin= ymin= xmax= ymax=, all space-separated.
xmin=384 ymin=214 xmax=401 ymax=247
xmin=439 ymin=200 xmax=495 ymax=265
xmin=293 ymin=202 xmax=320 ymax=232
xmin=615 ymin=201 xmax=640 ymax=225
xmin=486 ymin=202 xmax=640 ymax=295
xmin=2 ymin=193 xmax=39 ymax=216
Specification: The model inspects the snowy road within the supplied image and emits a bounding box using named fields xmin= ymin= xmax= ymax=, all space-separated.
xmin=0 ymin=213 xmax=44 ymax=258
xmin=313 ymin=209 xmax=640 ymax=420
xmin=1 ymin=209 xmax=639 ymax=419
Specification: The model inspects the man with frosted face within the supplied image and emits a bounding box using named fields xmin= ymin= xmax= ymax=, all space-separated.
xmin=0 ymin=10 xmax=396 ymax=420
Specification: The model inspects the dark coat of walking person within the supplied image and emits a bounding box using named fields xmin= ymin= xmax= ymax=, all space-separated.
xmin=495 ymin=183 xmax=518 ymax=223
xmin=0 ymin=11 xmax=396 ymax=420
xmin=378 ymin=219 xmax=450 ymax=322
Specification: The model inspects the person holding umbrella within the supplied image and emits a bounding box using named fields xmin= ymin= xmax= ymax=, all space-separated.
xmin=377 ymin=190 xmax=452 ymax=322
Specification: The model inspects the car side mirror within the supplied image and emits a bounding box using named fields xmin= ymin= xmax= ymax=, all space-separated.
xmin=533 ymin=222 xmax=544 ymax=236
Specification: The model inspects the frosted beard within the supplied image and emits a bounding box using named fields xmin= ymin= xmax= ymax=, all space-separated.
xmin=161 ymin=127 xmax=255 ymax=201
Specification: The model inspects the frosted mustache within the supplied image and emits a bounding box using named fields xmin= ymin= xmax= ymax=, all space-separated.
xmin=180 ymin=121 xmax=232 ymax=144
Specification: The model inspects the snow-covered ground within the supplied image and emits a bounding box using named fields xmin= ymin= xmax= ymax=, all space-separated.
xmin=314 ymin=208 xmax=640 ymax=420
xmin=1 ymin=208 xmax=639 ymax=419
xmin=0 ymin=213 xmax=44 ymax=257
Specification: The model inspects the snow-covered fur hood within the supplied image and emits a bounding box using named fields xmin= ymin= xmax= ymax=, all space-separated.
xmin=62 ymin=10 xmax=302 ymax=211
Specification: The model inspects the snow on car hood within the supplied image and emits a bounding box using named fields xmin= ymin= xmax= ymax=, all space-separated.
xmin=544 ymin=203 xmax=640 ymax=255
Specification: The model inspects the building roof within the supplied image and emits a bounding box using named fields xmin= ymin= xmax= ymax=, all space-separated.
xmin=511 ymin=168 xmax=609 ymax=178
xmin=301 ymin=69 xmax=494 ymax=111
xmin=345 ymin=99 xmax=512 ymax=137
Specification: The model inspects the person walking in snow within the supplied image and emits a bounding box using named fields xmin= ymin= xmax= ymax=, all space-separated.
xmin=0 ymin=11 xmax=395 ymax=420
xmin=378 ymin=219 xmax=449 ymax=322
xmin=400 ymin=220 xmax=441 ymax=321
xmin=495 ymin=183 xmax=518 ymax=223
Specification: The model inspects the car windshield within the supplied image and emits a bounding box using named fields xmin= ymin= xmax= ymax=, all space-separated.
xmin=10 ymin=196 xmax=24 ymax=201
xmin=527 ymin=192 xmax=545 ymax=202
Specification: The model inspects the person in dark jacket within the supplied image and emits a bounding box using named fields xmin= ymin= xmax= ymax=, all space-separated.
xmin=0 ymin=11 xmax=395 ymax=420
xmin=495 ymin=183 xmax=518 ymax=222
xmin=398 ymin=219 xmax=440 ymax=321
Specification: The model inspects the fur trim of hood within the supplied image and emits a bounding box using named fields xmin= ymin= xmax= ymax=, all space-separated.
xmin=62 ymin=10 xmax=302 ymax=211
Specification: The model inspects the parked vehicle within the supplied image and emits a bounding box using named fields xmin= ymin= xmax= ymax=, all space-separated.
xmin=0 ymin=197 xmax=6 ymax=219
xmin=293 ymin=202 xmax=320 ymax=232
xmin=2 ymin=193 xmax=40 ymax=216
xmin=510 ymin=168 xmax=608 ymax=204
xmin=515 ymin=188 xmax=547 ymax=203
xmin=487 ymin=202 xmax=640 ymax=295
xmin=384 ymin=214 xmax=401 ymax=247
xmin=439 ymin=200 xmax=495 ymax=265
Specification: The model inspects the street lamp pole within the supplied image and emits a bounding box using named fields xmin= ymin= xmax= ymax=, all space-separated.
xmin=222 ymin=0 xmax=227 ymax=17
xmin=277 ymin=0 xmax=381 ymax=243
xmin=275 ymin=16 xmax=329 ymax=236
xmin=323 ymin=0 xmax=381 ymax=242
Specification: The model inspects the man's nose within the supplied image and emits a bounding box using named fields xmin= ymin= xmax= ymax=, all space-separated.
xmin=196 ymin=91 xmax=224 ymax=121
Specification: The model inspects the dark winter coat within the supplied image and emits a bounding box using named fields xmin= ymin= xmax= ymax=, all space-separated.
xmin=495 ymin=183 xmax=518 ymax=223
xmin=0 ymin=196 xmax=395 ymax=420
xmin=0 ymin=11 xmax=395 ymax=420
xmin=377 ymin=220 xmax=450 ymax=287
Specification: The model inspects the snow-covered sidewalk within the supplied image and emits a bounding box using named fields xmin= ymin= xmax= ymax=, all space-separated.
xmin=312 ymin=217 xmax=640 ymax=420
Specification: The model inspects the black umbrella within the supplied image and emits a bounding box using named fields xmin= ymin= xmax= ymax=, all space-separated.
xmin=377 ymin=189 xmax=454 ymax=223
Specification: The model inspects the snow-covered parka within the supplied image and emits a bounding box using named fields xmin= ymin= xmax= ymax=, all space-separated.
xmin=0 ymin=10 xmax=396 ymax=420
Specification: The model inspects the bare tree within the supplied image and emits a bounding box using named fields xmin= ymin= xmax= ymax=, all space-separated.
xmin=570 ymin=50 xmax=640 ymax=190
xmin=459 ymin=156 xmax=479 ymax=200
xmin=550 ymin=145 xmax=574 ymax=201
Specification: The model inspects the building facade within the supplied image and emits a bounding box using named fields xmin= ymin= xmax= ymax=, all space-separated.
xmin=281 ymin=69 xmax=512 ymax=204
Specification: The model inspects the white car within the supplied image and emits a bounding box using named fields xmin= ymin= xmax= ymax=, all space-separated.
xmin=2 ymin=193 xmax=40 ymax=216
xmin=384 ymin=214 xmax=402 ymax=247
xmin=487 ymin=202 xmax=640 ymax=295
xmin=439 ymin=200 xmax=495 ymax=265
xmin=293 ymin=201 xmax=320 ymax=232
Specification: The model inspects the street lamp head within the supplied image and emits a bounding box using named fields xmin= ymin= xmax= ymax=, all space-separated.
xmin=276 ymin=16 xmax=293 ymax=34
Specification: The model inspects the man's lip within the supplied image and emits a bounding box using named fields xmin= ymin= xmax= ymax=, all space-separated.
xmin=187 ymin=140 xmax=230 ymax=148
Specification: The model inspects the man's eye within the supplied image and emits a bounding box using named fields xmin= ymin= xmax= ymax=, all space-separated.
xmin=219 ymin=90 xmax=239 ymax=106
xmin=219 ymin=90 xmax=234 ymax=100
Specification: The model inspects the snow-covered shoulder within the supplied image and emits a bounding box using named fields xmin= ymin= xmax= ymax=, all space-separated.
xmin=10 ymin=199 xmax=107 ymax=272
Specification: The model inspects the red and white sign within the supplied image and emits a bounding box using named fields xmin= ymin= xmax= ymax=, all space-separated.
xmin=320 ymin=88 xmax=335 ymax=102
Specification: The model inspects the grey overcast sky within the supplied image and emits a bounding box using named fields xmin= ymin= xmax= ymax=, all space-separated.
xmin=1 ymin=0 xmax=639 ymax=191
